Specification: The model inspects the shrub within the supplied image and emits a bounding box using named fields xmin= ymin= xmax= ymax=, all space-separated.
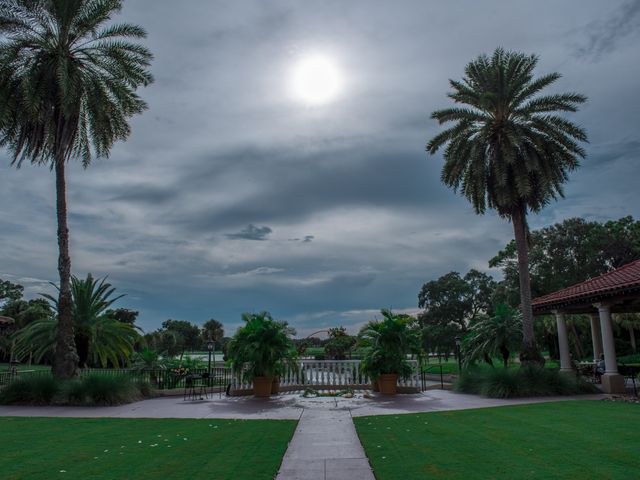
xmin=455 ymin=366 xmax=598 ymax=398
xmin=0 ymin=375 xmax=60 ymax=405
xmin=62 ymin=375 xmax=139 ymax=406
xmin=134 ymin=379 xmax=153 ymax=398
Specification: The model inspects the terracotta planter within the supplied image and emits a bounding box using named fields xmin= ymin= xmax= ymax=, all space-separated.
xmin=371 ymin=379 xmax=380 ymax=392
xmin=253 ymin=376 xmax=273 ymax=397
xmin=378 ymin=373 xmax=398 ymax=395
xmin=271 ymin=376 xmax=280 ymax=394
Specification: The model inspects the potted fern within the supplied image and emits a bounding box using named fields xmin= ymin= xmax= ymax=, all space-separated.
xmin=359 ymin=310 xmax=421 ymax=394
xmin=226 ymin=312 xmax=297 ymax=397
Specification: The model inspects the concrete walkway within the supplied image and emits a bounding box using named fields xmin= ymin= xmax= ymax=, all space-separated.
xmin=0 ymin=389 xmax=606 ymax=419
xmin=276 ymin=408 xmax=374 ymax=480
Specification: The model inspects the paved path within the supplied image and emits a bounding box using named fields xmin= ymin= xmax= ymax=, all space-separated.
xmin=0 ymin=390 xmax=606 ymax=419
xmin=276 ymin=408 xmax=374 ymax=480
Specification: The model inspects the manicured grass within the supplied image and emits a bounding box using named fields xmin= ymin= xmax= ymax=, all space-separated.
xmin=0 ymin=417 xmax=296 ymax=480
xmin=355 ymin=401 xmax=640 ymax=479
xmin=0 ymin=363 xmax=51 ymax=372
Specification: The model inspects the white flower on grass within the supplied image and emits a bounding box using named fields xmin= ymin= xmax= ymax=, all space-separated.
xmin=183 ymin=438 xmax=188 ymax=441
xmin=103 ymin=450 xmax=109 ymax=453
xmin=138 ymin=440 xmax=142 ymax=444
xmin=59 ymin=470 xmax=66 ymax=473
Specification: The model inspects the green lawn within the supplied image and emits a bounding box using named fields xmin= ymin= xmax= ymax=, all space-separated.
xmin=0 ymin=417 xmax=296 ymax=480
xmin=355 ymin=401 xmax=639 ymax=479
xmin=0 ymin=363 xmax=51 ymax=372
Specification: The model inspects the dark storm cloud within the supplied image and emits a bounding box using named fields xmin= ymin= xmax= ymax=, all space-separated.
xmin=1 ymin=0 xmax=639 ymax=334
xmin=575 ymin=1 xmax=640 ymax=60
xmin=226 ymin=224 xmax=273 ymax=241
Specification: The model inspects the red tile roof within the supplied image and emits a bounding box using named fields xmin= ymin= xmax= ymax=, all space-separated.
xmin=532 ymin=259 xmax=640 ymax=309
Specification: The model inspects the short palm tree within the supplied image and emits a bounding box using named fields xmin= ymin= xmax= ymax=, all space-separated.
xmin=427 ymin=48 xmax=588 ymax=364
xmin=13 ymin=274 xmax=140 ymax=368
xmin=463 ymin=304 xmax=523 ymax=368
xmin=0 ymin=0 xmax=153 ymax=378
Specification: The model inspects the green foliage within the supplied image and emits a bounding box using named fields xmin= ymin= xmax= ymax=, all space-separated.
xmin=359 ymin=309 xmax=421 ymax=379
xmin=202 ymin=319 xmax=224 ymax=343
xmin=159 ymin=319 xmax=202 ymax=353
xmin=12 ymin=274 xmax=139 ymax=368
xmin=0 ymin=375 xmax=60 ymax=405
xmin=226 ymin=311 xmax=297 ymax=381
xmin=0 ymin=0 xmax=154 ymax=167
xmin=617 ymin=354 xmax=640 ymax=364
xmin=0 ymin=374 xmax=150 ymax=406
xmin=427 ymin=47 xmax=587 ymax=218
xmin=63 ymin=375 xmax=139 ymax=406
xmin=491 ymin=216 xmax=640 ymax=302
xmin=0 ymin=278 xmax=23 ymax=304
xmin=105 ymin=308 xmax=139 ymax=325
xmin=454 ymin=365 xmax=598 ymax=398
xmin=324 ymin=327 xmax=356 ymax=359
xmin=463 ymin=304 xmax=523 ymax=367
xmin=418 ymin=270 xmax=496 ymax=356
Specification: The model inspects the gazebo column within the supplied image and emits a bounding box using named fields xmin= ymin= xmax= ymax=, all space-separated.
xmin=589 ymin=313 xmax=604 ymax=362
xmin=552 ymin=310 xmax=573 ymax=372
xmin=594 ymin=303 xmax=625 ymax=394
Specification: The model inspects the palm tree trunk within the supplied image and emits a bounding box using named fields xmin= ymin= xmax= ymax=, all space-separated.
xmin=51 ymin=157 xmax=79 ymax=379
xmin=630 ymin=325 xmax=637 ymax=353
xmin=511 ymin=205 xmax=544 ymax=366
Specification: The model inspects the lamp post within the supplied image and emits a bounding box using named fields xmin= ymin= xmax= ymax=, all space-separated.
xmin=455 ymin=336 xmax=462 ymax=374
xmin=207 ymin=339 xmax=215 ymax=382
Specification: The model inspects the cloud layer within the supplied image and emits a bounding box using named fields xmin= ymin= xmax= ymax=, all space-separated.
xmin=1 ymin=0 xmax=638 ymax=336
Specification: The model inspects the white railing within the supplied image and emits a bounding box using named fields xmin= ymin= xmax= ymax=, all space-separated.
xmin=231 ymin=359 xmax=425 ymax=390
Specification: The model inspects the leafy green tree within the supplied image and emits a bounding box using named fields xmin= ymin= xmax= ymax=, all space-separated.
xmin=13 ymin=274 xmax=139 ymax=368
xmin=463 ymin=305 xmax=523 ymax=368
xmin=418 ymin=270 xmax=496 ymax=357
xmin=0 ymin=278 xmax=23 ymax=305
xmin=1 ymin=298 xmax=52 ymax=363
xmin=160 ymin=320 xmax=201 ymax=354
xmin=490 ymin=216 xmax=640 ymax=300
xmin=325 ymin=327 xmax=356 ymax=360
xmin=105 ymin=308 xmax=139 ymax=325
xmin=427 ymin=48 xmax=588 ymax=364
xmin=0 ymin=0 xmax=153 ymax=378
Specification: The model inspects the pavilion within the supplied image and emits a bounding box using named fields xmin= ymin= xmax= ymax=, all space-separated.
xmin=532 ymin=259 xmax=640 ymax=393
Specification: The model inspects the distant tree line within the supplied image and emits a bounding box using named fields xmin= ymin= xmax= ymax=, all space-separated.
xmin=418 ymin=216 xmax=640 ymax=364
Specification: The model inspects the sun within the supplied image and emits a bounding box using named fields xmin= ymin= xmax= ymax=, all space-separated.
xmin=291 ymin=54 xmax=343 ymax=105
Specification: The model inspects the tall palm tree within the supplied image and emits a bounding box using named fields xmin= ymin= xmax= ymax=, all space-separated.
xmin=13 ymin=273 xmax=140 ymax=368
xmin=427 ymin=48 xmax=588 ymax=364
xmin=0 ymin=0 xmax=153 ymax=378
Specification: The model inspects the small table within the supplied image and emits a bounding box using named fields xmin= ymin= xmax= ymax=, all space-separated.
xmin=183 ymin=374 xmax=209 ymax=401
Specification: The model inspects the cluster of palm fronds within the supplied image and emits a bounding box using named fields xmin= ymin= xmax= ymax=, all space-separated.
xmin=11 ymin=274 xmax=139 ymax=368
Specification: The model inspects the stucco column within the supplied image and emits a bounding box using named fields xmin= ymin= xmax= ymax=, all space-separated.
xmin=553 ymin=310 xmax=573 ymax=372
xmin=590 ymin=313 xmax=604 ymax=362
xmin=594 ymin=302 xmax=625 ymax=394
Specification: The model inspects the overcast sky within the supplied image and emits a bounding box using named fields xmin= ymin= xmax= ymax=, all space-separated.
xmin=1 ymin=0 xmax=639 ymax=336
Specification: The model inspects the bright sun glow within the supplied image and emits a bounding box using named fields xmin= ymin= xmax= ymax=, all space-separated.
xmin=291 ymin=55 xmax=342 ymax=105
